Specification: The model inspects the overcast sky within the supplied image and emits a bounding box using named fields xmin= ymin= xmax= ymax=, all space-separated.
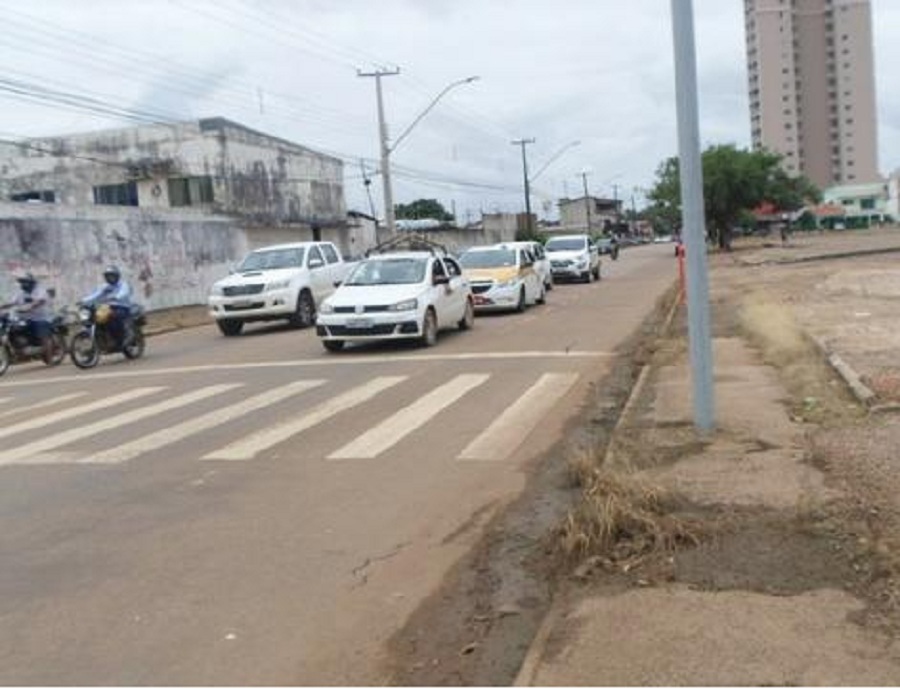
xmin=0 ymin=0 xmax=897 ymax=222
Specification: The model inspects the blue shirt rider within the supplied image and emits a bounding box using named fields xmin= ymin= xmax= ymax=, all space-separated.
xmin=83 ymin=265 xmax=134 ymax=347
xmin=0 ymin=272 xmax=54 ymax=360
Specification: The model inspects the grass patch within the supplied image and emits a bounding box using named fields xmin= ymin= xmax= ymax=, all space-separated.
xmin=559 ymin=469 xmax=707 ymax=566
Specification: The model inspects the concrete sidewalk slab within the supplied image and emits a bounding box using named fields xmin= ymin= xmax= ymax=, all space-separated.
xmin=525 ymin=587 xmax=900 ymax=686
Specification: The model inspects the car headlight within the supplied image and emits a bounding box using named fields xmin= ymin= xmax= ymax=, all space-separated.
xmin=210 ymin=284 xmax=224 ymax=296
xmin=79 ymin=307 xmax=92 ymax=321
xmin=496 ymin=278 xmax=520 ymax=289
xmin=319 ymin=302 xmax=334 ymax=314
xmin=390 ymin=298 xmax=418 ymax=312
xmin=267 ymin=279 xmax=291 ymax=291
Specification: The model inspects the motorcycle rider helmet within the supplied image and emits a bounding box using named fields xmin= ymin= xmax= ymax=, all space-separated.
xmin=103 ymin=265 xmax=121 ymax=286
xmin=15 ymin=271 xmax=36 ymax=294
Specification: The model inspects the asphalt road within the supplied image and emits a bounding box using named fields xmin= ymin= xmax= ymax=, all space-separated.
xmin=0 ymin=243 xmax=676 ymax=685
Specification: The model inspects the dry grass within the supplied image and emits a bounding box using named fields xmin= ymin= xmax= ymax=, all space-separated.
xmin=559 ymin=469 xmax=706 ymax=565
xmin=738 ymin=291 xmax=864 ymax=424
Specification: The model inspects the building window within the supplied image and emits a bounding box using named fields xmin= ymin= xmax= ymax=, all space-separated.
xmin=93 ymin=182 xmax=138 ymax=206
xmin=167 ymin=176 xmax=214 ymax=207
xmin=11 ymin=190 xmax=55 ymax=203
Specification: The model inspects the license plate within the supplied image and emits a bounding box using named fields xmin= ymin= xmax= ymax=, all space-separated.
xmin=232 ymin=300 xmax=252 ymax=308
xmin=347 ymin=317 xmax=373 ymax=328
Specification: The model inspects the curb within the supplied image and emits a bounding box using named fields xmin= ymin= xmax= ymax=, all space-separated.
xmin=808 ymin=334 xmax=877 ymax=408
xmin=513 ymin=288 xmax=681 ymax=686
xmin=735 ymin=245 xmax=900 ymax=267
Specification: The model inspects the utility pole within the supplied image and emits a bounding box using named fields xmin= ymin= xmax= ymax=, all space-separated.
xmin=612 ymin=183 xmax=619 ymax=230
xmin=512 ymin=138 xmax=535 ymax=236
xmin=581 ymin=171 xmax=592 ymax=233
xmin=671 ymin=0 xmax=715 ymax=432
xmin=358 ymin=67 xmax=400 ymax=238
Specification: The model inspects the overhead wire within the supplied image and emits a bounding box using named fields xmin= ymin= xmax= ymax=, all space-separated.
xmin=0 ymin=1 xmax=527 ymax=204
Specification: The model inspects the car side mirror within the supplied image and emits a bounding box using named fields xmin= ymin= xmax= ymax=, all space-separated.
xmin=227 ymin=263 xmax=238 ymax=275
xmin=309 ymin=258 xmax=325 ymax=269
xmin=333 ymin=280 xmax=343 ymax=288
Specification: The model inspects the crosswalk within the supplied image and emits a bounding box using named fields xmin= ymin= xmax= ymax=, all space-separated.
xmin=0 ymin=371 xmax=581 ymax=468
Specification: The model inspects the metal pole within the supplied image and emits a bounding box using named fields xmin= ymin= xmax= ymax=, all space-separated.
xmin=512 ymin=138 xmax=535 ymax=235
xmin=671 ymin=0 xmax=715 ymax=431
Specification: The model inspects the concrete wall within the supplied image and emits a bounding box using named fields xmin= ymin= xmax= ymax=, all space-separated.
xmin=0 ymin=204 xmax=246 ymax=310
xmin=0 ymin=118 xmax=345 ymax=225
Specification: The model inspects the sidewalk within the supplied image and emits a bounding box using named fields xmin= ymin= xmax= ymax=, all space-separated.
xmin=516 ymin=227 xmax=900 ymax=686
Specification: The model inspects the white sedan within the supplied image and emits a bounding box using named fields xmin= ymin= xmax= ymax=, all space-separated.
xmin=315 ymin=251 xmax=475 ymax=352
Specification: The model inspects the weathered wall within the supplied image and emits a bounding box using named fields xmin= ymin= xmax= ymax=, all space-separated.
xmin=0 ymin=118 xmax=345 ymax=225
xmin=0 ymin=204 xmax=246 ymax=310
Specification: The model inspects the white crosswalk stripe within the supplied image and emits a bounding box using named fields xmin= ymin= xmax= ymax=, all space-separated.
xmin=205 ymin=376 xmax=407 ymax=461
xmin=87 ymin=380 xmax=326 ymax=465
xmin=328 ymin=374 xmax=490 ymax=460
xmin=0 ymin=387 xmax=164 ymax=443
xmin=0 ymin=392 xmax=88 ymax=422
xmin=0 ymin=384 xmax=240 ymax=466
xmin=458 ymin=372 xmax=579 ymax=460
xmin=0 ymin=370 xmax=583 ymax=467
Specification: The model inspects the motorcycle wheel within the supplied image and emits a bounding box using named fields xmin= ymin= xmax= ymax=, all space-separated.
xmin=70 ymin=331 xmax=101 ymax=369
xmin=45 ymin=333 xmax=67 ymax=366
xmin=0 ymin=344 xmax=10 ymax=377
xmin=123 ymin=329 xmax=145 ymax=360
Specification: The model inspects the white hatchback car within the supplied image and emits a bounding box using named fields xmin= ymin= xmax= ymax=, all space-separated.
xmin=545 ymin=234 xmax=601 ymax=283
xmin=316 ymin=251 xmax=474 ymax=352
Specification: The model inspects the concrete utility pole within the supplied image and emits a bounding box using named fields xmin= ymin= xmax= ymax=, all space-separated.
xmin=357 ymin=68 xmax=400 ymax=238
xmin=512 ymin=138 xmax=535 ymax=236
xmin=671 ymin=0 xmax=715 ymax=432
xmin=581 ymin=171 xmax=592 ymax=233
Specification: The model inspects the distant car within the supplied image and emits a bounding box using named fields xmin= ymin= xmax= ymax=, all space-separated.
xmin=654 ymin=234 xmax=673 ymax=243
xmin=544 ymin=234 xmax=601 ymax=283
xmin=458 ymin=244 xmax=545 ymax=312
xmin=315 ymin=250 xmax=474 ymax=352
xmin=507 ymin=240 xmax=553 ymax=292
xmin=596 ymin=236 xmax=621 ymax=259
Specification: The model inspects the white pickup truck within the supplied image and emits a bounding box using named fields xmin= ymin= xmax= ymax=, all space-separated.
xmin=209 ymin=241 xmax=351 ymax=336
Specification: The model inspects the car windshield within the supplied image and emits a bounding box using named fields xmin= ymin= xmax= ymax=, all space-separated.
xmin=545 ymin=238 xmax=587 ymax=252
xmin=239 ymin=248 xmax=305 ymax=271
xmin=459 ymin=248 xmax=516 ymax=269
xmin=345 ymin=258 xmax=427 ymax=286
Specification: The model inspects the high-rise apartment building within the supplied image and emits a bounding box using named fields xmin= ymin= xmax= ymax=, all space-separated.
xmin=744 ymin=0 xmax=879 ymax=189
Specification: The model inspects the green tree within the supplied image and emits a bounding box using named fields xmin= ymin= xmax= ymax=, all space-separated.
xmin=646 ymin=145 xmax=820 ymax=249
xmin=395 ymin=198 xmax=454 ymax=222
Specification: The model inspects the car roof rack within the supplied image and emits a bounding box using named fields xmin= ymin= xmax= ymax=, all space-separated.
xmin=365 ymin=233 xmax=450 ymax=258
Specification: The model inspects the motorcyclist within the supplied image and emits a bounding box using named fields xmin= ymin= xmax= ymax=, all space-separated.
xmin=0 ymin=271 xmax=54 ymax=361
xmin=82 ymin=265 xmax=134 ymax=347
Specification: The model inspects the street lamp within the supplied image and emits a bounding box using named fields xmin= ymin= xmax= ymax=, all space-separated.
xmin=358 ymin=71 xmax=480 ymax=236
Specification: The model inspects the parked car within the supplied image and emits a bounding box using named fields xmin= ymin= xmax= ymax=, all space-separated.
xmin=458 ymin=243 xmax=545 ymax=312
xmin=507 ymin=240 xmax=553 ymax=292
xmin=208 ymin=241 xmax=350 ymax=336
xmin=544 ymin=234 xmax=601 ymax=283
xmin=316 ymin=247 xmax=474 ymax=352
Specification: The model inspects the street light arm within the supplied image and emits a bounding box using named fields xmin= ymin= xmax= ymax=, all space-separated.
xmin=389 ymin=76 xmax=479 ymax=153
xmin=531 ymin=140 xmax=581 ymax=182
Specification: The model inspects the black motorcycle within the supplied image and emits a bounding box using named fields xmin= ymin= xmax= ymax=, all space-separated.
xmin=70 ymin=302 xmax=146 ymax=369
xmin=0 ymin=309 xmax=69 ymax=376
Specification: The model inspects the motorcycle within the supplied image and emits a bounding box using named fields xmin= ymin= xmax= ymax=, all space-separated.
xmin=69 ymin=302 xmax=147 ymax=369
xmin=0 ymin=309 xmax=69 ymax=376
